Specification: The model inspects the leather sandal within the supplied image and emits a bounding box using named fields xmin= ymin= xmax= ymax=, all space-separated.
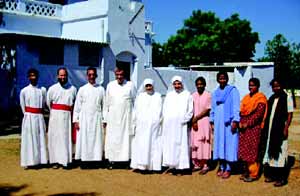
xmin=222 ymin=171 xmax=231 ymax=179
xmin=274 ymin=180 xmax=287 ymax=187
xmin=216 ymin=170 xmax=224 ymax=177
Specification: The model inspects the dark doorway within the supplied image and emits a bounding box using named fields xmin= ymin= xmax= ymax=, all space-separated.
xmin=116 ymin=60 xmax=130 ymax=81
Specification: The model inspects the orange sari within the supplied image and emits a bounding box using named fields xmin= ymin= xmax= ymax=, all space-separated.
xmin=240 ymin=92 xmax=268 ymax=128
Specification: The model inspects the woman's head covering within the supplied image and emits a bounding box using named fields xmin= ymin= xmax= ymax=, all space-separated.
xmin=167 ymin=75 xmax=186 ymax=93
xmin=138 ymin=78 xmax=155 ymax=94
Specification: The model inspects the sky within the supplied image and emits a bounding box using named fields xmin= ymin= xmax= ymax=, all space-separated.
xmin=143 ymin=0 xmax=300 ymax=60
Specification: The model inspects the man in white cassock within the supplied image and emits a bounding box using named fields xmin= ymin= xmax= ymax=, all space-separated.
xmin=20 ymin=68 xmax=48 ymax=168
xmin=73 ymin=67 xmax=105 ymax=167
xmin=104 ymin=67 xmax=136 ymax=168
xmin=162 ymin=76 xmax=193 ymax=174
xmin=130 ymin=78 xmax=163 ymax=172
xmin=47 ymin=67 xmax=77 ymax=168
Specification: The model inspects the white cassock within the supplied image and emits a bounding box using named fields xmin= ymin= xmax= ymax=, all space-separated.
xmin=73 ymin=83 xmax=105 ymax=161
xmin=47 ymin=83 xmax=77 ymax=166
xmin=162 ymin=90 xmax=193 ymax=169
xmin=130 ymin=92 xmax=163 ymax=171
xmin=20 ymin=84 xmax=48 ymax=167
xmin=104 ymin=80 xmax=136 ymax=162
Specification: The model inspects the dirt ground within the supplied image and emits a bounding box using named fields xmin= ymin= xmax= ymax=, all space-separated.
xmin=0 ymin=139 xmax=300 ymax=196
xmin=0 ymin=100 xmax=300 ymax=196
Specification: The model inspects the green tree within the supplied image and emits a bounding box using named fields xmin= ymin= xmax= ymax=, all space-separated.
xmin=152 ymin=10 xmax=259 ymax=67
xmin=261 ymin=34 xmax=300 ymax=107
xmin=264 ymin=34 xmax=292 ymax=81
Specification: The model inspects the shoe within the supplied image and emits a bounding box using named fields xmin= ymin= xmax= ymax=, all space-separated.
xmin=274 ymin=180 xmax=287 ymax=187
xmin=199 ymin=167 xmax=209 ymax=175
xmin=222 ymin=171 xmax=231 ymax=179
xmin=216 ymin=170 xmax=224 ymax=177
xmin=243 ymin=176 xmax=258 ymax=182
xmin=264 ymin=178 xmax=274 ymax=183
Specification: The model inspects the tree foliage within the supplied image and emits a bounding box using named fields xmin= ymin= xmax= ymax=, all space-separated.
xmin=152 ymin=10 xmax=259 ymax=67
xmin=260 ymin=34 xmax=300 ymax=89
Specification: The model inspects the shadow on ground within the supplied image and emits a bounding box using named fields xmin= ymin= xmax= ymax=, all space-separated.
xmin=0 ymin=184 xmax=33 ymax=196
xmin=48 ymin=192 xmax=99 ymax=196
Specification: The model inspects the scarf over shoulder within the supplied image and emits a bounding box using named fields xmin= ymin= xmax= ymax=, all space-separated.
xmin=264 ymin=91 xmax=288 ymax=160
xmin=240 ymin=92 xmax=268 ymax=128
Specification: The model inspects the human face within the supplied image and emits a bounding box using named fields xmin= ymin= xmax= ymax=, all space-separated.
xmin=57 ymin=69 xmax=68 ymax=85
xmin=196 ymin=80 xmax=205 ymax=94
xmin=87 ymin=69 xmax=97 ymax=84
xmin=173 ymin=80 xmax=183 ymax=92
xmin=249 ymin=81 xmax=258 ymax=96
xmin=145 ymin=84 xmax=154 ymax=94
xmin=217 ymin=74 xmax=228 ymax=89
xmin=28 ymin=73 xmax=38 ymax=86
xmin=272 ymin=81 xmax=282 ymax=95
xmin=115 ymin=69 xmax=125 ymax=84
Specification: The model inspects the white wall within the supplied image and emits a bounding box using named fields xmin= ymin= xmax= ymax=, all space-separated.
xmin=139 ymin=66 xmax=274 ymax=98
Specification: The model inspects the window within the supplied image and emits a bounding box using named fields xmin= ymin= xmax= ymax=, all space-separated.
xmin=39 ymin=39 xmax=64 ymax=65
xmin=79 ymin=43 xmax=101 ymax=67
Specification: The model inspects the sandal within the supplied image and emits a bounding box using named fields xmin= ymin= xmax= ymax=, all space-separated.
xmin=222 ymin=171 xmax=231 ymax=179
xmin=199 ymin=167 xmax=209 ymax=175
xmin=274 ymin=180 xmax=287 ymax=187
xmin=243 ymin=176 xmax=258 ymax=182
xmin=216 ymin=170 xmax=224 ymax=177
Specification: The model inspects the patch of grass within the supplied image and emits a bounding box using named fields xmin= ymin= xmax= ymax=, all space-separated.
xmin=0 ymin=139 xmax=20 ymax=156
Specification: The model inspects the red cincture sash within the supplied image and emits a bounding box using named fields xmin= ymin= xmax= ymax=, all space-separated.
xmin=25 ymin=106 xmax=43 ymax=114
xmin=51 ymin=103 xmax=72 ymax=111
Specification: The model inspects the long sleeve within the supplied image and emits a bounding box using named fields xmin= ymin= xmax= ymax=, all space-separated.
xmin=182 ymin=94 xmax=194 ymax=123
xmin=73 ymin=88 xmax=83 ymax=123
xmin=232 ymin=87 xmax=240 ymax=122
xmin=46 ymin=87 xmax=52 ymax=109
xmin=101 ymin=87 xmax=106 ymax=122
xmin=102 ymin=84 xmax=110 ymax=123
xmin=210 ymin=92 xmax=216 ymax=123
xmin=20 ymin=89 xmax=25 ymax=114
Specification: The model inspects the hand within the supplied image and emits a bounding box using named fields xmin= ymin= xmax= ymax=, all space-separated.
xmin=239 ymin=122 xmax=247 ymax=129
xmin=231 ymin=122 xmax=238 ymax=133
xmin=192 ymin=122 xmax=198 ymax=131
xmin=192 ymin=117 xmax=198 ymax=124
xmin=103 ymin=122 xmax=107 ymax=129
xmin=210 ymin=123 xmax=214 ymax=132
xmin=74 ymin=122 xmax=80 ymax=130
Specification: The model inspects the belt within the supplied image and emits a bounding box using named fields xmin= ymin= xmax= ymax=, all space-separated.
xmin=25 ymin=106 xmax=43 ymax=114
xmin=51 ymin=103 xmax=72 ymax=111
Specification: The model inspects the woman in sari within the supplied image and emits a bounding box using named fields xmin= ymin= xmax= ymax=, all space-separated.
xmin=238 ymin=78 xmax=267 ymax=182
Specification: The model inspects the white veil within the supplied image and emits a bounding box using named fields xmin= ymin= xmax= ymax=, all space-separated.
xmin=167 ymin=75 xmax=188 ymax=93
xmin=137 ymin=78 xmax=155 ymax=95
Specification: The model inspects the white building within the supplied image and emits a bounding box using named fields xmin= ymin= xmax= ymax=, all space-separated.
xmin=0 ymin=0 xmax=153 ymax=111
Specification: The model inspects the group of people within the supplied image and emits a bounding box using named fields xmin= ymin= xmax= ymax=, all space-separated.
xmin=20 ymin=67 xmax=293 ymax=187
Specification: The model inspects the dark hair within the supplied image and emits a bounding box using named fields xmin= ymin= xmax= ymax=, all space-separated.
xmin=86 ymin=66 xmax=97 ymax=75
xmin=270 ymin=78 xmax=283 ymax=87
xmin=195 ymin=76 xmax=206 ymax=86
xmin=216 ymin=71 xmax=228 ymax=81
xmin=249 ymin=77 xmax=260 ymax=88
xmin=115 ymin=66 xmax=125 ymax=73
xmin=57 ymin=67 xmax=68 ymax=76
xmin=27 ymin=68 xmax=39 ymax=77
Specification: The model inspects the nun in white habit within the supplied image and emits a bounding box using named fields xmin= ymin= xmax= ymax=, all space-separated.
xmin=162 ymin=76 xmax=193 ymax=172
xmin=130 ymin=78 xmax=163 ymax=171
